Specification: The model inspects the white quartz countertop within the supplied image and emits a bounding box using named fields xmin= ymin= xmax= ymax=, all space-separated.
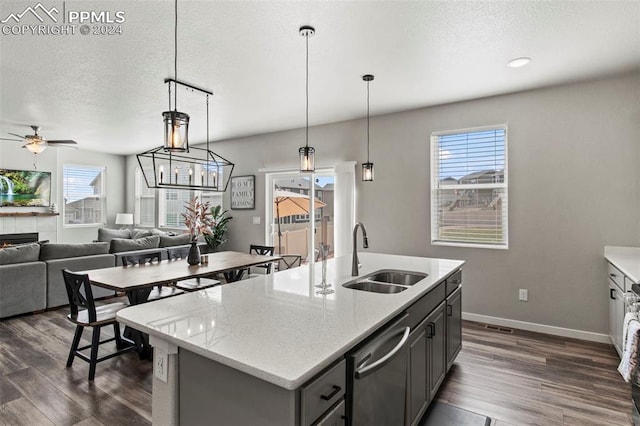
xmin=117 ymin=252 xmax=464 ymax=390
xmin=605 ymin=246 xmax=640 ymax=284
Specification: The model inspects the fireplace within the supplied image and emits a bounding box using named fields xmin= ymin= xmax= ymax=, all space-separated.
xmin=0 ymin=232 xmax=39 ymax=247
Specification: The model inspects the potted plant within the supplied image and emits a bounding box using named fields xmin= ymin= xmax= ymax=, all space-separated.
xmin=181 ymin=197 xmax=215 ymax=265
xmin=204 ymin=205 xmax=233 ymax=252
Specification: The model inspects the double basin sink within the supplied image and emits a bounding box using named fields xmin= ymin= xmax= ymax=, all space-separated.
xmin=342 ymin=269 xmax=428 ymax=294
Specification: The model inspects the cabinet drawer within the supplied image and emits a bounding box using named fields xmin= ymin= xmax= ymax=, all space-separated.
xmin=445 ymin=270 xmax=462 ymax=296
xmin=608 ymin=263 xmax=624 ymax=291
xmin=301 ymin=359 xmax=346 ymax=426
xmin=625 ymin=276 xmax=636 ymax=293
xmin=315 ymin=399 xmax=345 ymax=426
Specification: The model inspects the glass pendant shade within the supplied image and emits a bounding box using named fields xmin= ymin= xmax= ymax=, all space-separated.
xmin=299 ymin=146 xmax=315 ymax=173
xmin=163 ymin=111 xmax=190 ymax=152
xmin=25 ymin=143 xmax=47 ymax=154
xmin=362 ymin=162 xmax=374 ymax=181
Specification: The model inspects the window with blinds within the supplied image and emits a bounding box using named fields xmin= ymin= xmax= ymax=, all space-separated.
xmin=430 ymin=125 xmax=508 ymax=248
xmin=135 ymin=165 xmax=224 ymax=230
xmin=63 ymin=164 xmax=106 ymax=226
xmin=135 ymin=168 xmax=156 ymax=227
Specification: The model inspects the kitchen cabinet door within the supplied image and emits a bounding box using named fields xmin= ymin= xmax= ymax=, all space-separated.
xmin=609 ymin=282 xmax=620 ymax=355
xmin=407 ymin=319 xmax=428 ymax=426
xmin=428 ymin=301 xmax=447 ymax=401
xmin=446 ymin=286 xmax=462 ymax=371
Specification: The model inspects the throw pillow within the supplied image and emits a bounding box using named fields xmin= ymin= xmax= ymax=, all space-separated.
xmin=39 ymin=242 xmax=110 ymax=261
xmin=109 ymin=235 xmax=161 ymax=253
xmin=0 ymin=242 xmax=40 ymax=264
xmin=159 ymin=233 xmax=191 ymax=247
xmin=131 ymin=228 xmax=153 ymax=239
xmin=98 ymin=228 xmax=131 ymax=242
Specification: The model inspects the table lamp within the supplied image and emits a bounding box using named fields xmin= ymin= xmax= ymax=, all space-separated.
xmin=115 ymin=213 xmax=134 ymax=229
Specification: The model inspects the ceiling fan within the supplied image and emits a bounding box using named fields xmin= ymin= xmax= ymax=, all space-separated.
xmin=0 ymin=125 xmax=78 ymax=154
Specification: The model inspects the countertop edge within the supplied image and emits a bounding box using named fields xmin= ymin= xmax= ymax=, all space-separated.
xmin=605 ymin=246 xmax=640 ymax=284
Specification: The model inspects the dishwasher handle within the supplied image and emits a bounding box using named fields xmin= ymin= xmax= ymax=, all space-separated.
xmin=354 ymin=326 xmax=410 ymax=380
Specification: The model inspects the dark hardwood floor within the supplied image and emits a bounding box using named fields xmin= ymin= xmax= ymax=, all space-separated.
xmin=0 ymin=302 xmax=632 ymax=425
xmin=438 ymin=321 xmax=632 ymax=426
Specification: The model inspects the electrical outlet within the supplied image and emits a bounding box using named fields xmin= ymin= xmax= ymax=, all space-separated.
xmin=252 ymin=216 xmax=261 ymax=225
xmin=519 ymin=289 xmax=528 ymax=302
xmin=155 ymin=348 xmax=168 ymax=383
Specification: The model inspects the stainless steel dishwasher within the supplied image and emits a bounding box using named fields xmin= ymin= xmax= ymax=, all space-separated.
xmin=347 ymin=313 xmax=411 ymax=425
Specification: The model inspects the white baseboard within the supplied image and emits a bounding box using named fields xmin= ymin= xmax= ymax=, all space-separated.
xmin=462 ymin=312 xmax=611 ymax=344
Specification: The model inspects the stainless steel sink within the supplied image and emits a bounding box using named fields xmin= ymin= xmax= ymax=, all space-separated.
xmin=367 ymin=270 xmax=427 ymax=286
xmin=342 ymin=269 xmax=428 ymax=294
xmin=343 ymin=281 xmax=407 ymax=294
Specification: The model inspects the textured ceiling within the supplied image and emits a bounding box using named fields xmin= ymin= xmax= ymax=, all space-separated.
xmin=0 ymin=0 xmax=639 ymax=155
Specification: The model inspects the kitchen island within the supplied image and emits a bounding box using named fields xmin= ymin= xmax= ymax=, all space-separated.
xmin=117 ymin=252 xmax=464 ymax=425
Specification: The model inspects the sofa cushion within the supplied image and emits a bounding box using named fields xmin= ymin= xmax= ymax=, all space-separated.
xmin=45 ymin=254 xmax=116 ymax=308
xmin=98 ymin=228 xmax=131 ymax=242
xmin=110 ymin=235 xmax=160 ymax=253
xmin=40 ymin=242 xmax=110 ymax=261
xmin=159 ymin=233 xmax=191 ymax=247
xmin=131 ymin=228 xmax=153 ymax=239
xmin=0 ymin=243 xmax=40 ymax=264
xmin=0 ymin=262 xmax=47 ymax=318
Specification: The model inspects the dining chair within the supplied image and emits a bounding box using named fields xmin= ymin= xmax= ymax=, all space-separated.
xmin=121 ymin=251 xmax=185 ymax=300
xmin=62 ymin=269 xmax=135 ymax=381
xmin=277 ymin=254 xmax=303 ymax=271
xmin=223 ymin=244 xmax=276 ymax=282
xmin=166 ymin=246 xmax=221 ymax=291
xmin=249 ymin=244 xmax=275 ymax=274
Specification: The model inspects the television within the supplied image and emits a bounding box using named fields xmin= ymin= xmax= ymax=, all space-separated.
xmin=0 ymin=169 xmax=51 ymax=207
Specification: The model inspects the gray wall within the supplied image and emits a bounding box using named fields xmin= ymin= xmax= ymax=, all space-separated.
xmin=124 ymin=72 xmax=639 ymax=334
xmin=0 ymin=143 xmax=126 ymax=243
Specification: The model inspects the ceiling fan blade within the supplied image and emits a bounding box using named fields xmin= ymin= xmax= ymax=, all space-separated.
xmin=7 ymin=132 xmax=25 ymax=139
xmin=47 ymin=140 xmax=77 ymax=145
xmin=0 ymin=137 xmax=24 ymax=141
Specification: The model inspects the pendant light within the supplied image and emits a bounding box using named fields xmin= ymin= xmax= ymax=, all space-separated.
xmin=362 ymin=74 xmax=375 ymax=181
xmin=298 ymin=25 xmax=315 ymax=173
xmin=163 ymin=0 xmax=189 ymax=152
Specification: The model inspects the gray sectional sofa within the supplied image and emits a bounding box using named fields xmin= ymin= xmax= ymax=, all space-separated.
xmin=0 ymin=228 xmax=208 ymax=319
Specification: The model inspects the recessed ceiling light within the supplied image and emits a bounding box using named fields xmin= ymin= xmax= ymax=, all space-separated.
xmin=507 ymin=57 xmax=531 ymax=68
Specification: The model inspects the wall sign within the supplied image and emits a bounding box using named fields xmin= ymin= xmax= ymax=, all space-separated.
xmin=230 ymin=175 xmax=255 ymax=210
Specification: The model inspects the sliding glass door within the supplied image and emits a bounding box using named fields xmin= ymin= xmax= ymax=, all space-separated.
xmin=265 ymin=163 xmax=354 ymax=265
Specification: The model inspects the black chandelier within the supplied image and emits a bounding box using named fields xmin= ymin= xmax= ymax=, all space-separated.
xmin=137 ymin=0 xmax=233 ymax=191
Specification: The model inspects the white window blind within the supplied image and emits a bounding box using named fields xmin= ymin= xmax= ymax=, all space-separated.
xmin=63 ymin=164 xmax=106 ymax=226
xmin=431 ymin=125 xmax=508 ymax=248
xmin=134 ymin=168 xmax=156 ymax=227
xmin=158 ymin=163 xmax=192 ymax=229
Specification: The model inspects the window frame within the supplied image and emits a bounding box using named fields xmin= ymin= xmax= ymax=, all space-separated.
xmin=430 ymin=124 xmax=508 ymax=249
xmin=134 ymin=168 xmax=156 ymax=227
xmin=134 ymin=166 xmax=223 ymax=231
xmin=62 ymin=164 xmax=107 ymax=228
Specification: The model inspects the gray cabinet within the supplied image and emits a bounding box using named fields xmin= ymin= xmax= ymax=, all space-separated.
xmin=427 ymin=301 xmax=447 ymax=399
xmin=407 ymin=319 xmax=429 ymax=426
xmin=446 ymin=285 xmax=462 ymax=371
xmin=406 ymin=298 xmax=453 ymax=426
xmin=607 ymin=262 xmax=626 ymax=357
xmin=301 ymin=360 xmax=346 ymax=426
xmin=316 ymin=400 xmax=345 ymax=426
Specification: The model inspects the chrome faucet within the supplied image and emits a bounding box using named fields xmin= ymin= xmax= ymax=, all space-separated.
xmin=352 ymin=222 xmax=369 ymax=276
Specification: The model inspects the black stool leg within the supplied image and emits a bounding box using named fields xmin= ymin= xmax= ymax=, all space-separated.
xmin=113 ymin=322 xmax=124 ymax=349
xmin=88 ymin=327 xmax=101 ymax=381
xmin=67 ymin=325 xmax=84 ymax=367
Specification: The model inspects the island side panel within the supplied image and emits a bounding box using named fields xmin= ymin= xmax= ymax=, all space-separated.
xmin=179 ymin=349 xmax=299 ymax=425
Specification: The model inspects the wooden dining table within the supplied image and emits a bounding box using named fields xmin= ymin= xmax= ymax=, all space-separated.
xmin=79 ymin=250 xmax=282 ymax=357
